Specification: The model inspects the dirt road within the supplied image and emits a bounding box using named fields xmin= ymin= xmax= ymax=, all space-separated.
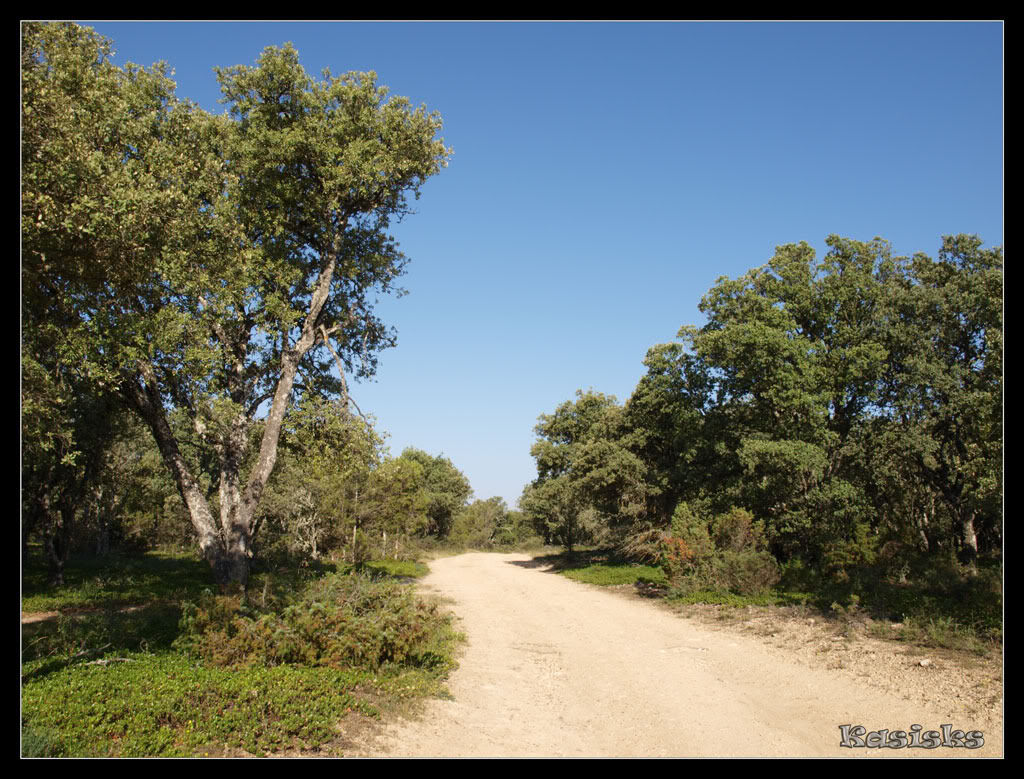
xmin=358 ymin=552 xmax=1002 ymax=758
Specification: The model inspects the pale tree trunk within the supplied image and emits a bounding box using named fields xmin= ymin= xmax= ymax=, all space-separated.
xmin=917 ymin=495 xmax=932 ymax=553
xmin=122 ymin=368 xmax=230 ymax=588
xmin=91 ymin=484 xmax=112 ymax=557
xmin=215 ymin=411 xmax=253 ymax=591
xmin=123 ymin=248 xmax=341 ymax=593
xmin=95 ymin=517 xmax=111 ymax=557
xmin=244 ymin=247 xmax=338 ymax=497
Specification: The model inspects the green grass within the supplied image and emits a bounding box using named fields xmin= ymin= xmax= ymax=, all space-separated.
xmin=666 ymin=589 xmax=815 ymax=608
xmin=560 ymin=562 xmax=667 ymax=587
xmin=21 ymin=653 xmax=379 ymax=757
xmin=529 ymin=548 xmax=667 ymax=587
xmin=360 ymin=559 xmax=430 ymax=579
xmin=22 ymin=549 xmax=459 ymax=757
xmin=22 ymin=551 xmax=214 ymax=613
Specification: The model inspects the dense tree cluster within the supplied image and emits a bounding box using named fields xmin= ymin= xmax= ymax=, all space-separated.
xmin=22 ymin=22 xmax=453 ymax=589
xmin=521 ymin=235 xmax=1002 ymax=584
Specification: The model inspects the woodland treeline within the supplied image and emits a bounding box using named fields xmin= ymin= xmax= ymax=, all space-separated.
xmin=519 ymin=235 xmax=1002 ymax=590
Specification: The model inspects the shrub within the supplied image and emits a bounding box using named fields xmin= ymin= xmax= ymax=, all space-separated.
xmin=617 ymin=524 xmax=668 ymax=564
xmin=661 ymin=504 xmax=779 ymax=597
xmin=175 ymin=572 xmax=450 ymax=671
xmin=715 ymin=548 xmax=781 ymax=596
xmin=22 ymin=653 xmax=378 ymax=757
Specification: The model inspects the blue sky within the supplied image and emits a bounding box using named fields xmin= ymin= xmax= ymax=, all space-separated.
xmin=80 ymin=21 xmax=1003 ymax=508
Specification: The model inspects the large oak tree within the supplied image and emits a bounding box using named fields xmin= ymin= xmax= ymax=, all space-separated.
xmin=22 ymin=23 xmax=451 ymax=590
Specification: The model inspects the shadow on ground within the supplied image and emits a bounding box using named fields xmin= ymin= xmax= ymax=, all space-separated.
xmin=505 ymin=552 xmax=670 ymax=600
xmin=506 ymin=555 xmax=562 ymax=572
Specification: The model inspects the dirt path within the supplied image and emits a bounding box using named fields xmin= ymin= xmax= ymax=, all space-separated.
xmin=356 ymin=552 xmax=1002 ymax=758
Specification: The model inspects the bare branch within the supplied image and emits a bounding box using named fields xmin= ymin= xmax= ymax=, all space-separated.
xmin=318 ymin=323 xmax=368 ymax=421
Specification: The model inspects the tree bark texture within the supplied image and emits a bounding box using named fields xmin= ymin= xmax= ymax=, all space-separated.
xmin=120 ymin=249 xmax=341 ymax=592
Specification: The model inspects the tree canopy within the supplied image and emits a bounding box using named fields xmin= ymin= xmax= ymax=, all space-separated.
xmin=396 ymin=448 xmax=473 ymax=539
xmin=521 ymin=235 xmax=1002 ymax=579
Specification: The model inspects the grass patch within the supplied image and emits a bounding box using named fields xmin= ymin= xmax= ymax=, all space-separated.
xmin=533 ymin=548 xmax=667 ymax=587
xmin=360 ymin=559 xmax=430 ymax=579
xmin=21 ymin=653 xmax=379 ymax=757
xmin=22 ymin=551 xmax=213 ymax=613
xmin=22 ymin=550 xmax=459 ymax=757
xmin=666 ymin=589 xmax=814 ymax=608
xmin=561 ymin=563 xmax=667 ymax=587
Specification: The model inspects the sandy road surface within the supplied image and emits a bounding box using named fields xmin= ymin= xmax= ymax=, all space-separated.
xmin=358 ymin=553 xmax=1002 ymax=758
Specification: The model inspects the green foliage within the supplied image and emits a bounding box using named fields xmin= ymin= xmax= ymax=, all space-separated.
xmin=362 ymin=559 xmax=431 ymax=579
xmin=22 ymin=602 xmax=183 ymax=666
xmin=257 ymin=399 xmax=390 ymax=563
xmin=519 ymin=479 xmax=602 ymax=554
xmin=660 ymin=504 xmax=779 ymax=597
xmin=525 ymin=549 xmax=667 ymax=586
xmin=533 ymin=233 xmax=1000 ymax=594
xmin=21 ymin=550 xmax=211 ymax=613
xmin=22 ymin=653 xmax=378 ymax=757
xmin=779 ymin=553 xmax=1001 ymax=648
xmin=538 ymin=392 xmax=651 ymax=521
xmin=398 ymin=448 xmax=472 ymax=539
xmin=448 ymin=497 xmax=508 ymax=549
xmin=666 ymin=590 xmax=800 ymax=608
xmin=21 ymin=724 xmax=64 ymax=758
xmin=175 ymin=571 xmax=451 ymax=671
xmin=22 ymin=22 xmax=452 ymax=590
xmin=559 ymin=562 xmax=667 ymax=587
xmin=22 ymin=549 xmax=461 ymax=757
xmin=492 ymin=509 xmax=545 ymax=548
xmin=521 ymin=390 xmax=653 ymax=554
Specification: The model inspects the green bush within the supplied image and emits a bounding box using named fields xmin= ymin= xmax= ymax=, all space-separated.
xmin=714 ymin=547 xmax=781 ymax=596
xmin=22 ymin=552 xmax=462 ymax=757
xmin=175 ymin=571 xmax=450 ymax=671
xmin=661 ymin=504 xmax=779 ymax=597
xmin=22 ymin=653 xmax=377 ymax=757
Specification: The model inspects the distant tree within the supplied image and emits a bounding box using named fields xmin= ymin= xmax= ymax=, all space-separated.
xmin=524 ymin=390 xmax=651 ymax=554
xmin=397 ymin=448 xmax=472 ymax=539
xmin=493 ymin=509 xmax=540 ymax=547
xmin=450 ymin=497 xmax=508 ymax=548
xmin=518 ymin=479 xmax=587 ymax=555
xmin=258 ymin=398 xmax=385 ymax=561
xmin=346 ymin=456 xmax=430 ymax=563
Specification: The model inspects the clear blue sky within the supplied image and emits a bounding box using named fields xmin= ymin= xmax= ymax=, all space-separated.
xmin=80 ymin=21 xmax=1004 ymax=508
